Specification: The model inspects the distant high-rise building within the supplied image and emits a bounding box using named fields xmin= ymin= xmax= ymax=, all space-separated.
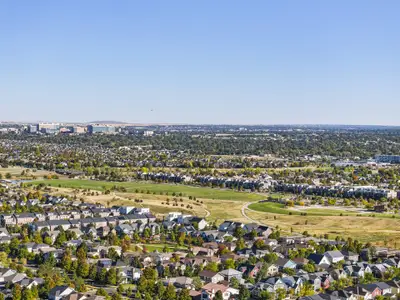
xmin=72 ymin=126 xmax=86 ymax=134
xmin=38 ymin=123 xmax=59 ymax=134
xmin=87 ymin=124 xmax=116 ymax=134
xmin=28 ymin=124 xmax=38 ymax=133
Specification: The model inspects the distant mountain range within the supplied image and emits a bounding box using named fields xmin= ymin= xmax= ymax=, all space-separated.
xmin=88 ymin=120 xmax=127 ymax=124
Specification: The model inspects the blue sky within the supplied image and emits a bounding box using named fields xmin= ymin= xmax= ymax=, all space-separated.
xmin=1 ymin=1 xmax=399 ymax=124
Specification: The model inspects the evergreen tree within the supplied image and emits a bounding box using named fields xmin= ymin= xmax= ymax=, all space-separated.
xmin=12 ymin=284 xmax=22 ymax=300
xmin=163 ymin=284 xmax=176 ymax=300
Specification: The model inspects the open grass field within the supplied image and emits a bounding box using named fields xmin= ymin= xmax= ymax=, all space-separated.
xmin=246 ymin=209 xmax=400 ymax=248
xmin=30 ymin=178 xmax=400 ymax=247
xmin=248 ymin=201 xmax=400 ymax=219
xmin=33 ymin=181 xmax=254 ymax=222
xmin=249 ymin=202 xmax=362 ymax=216
xmin=139 ymin=243 xmax=188 ymax=252
xmin=33 ymin=179 xmax=265 ymax=201
xmin=0 ymin=167 xmax=56 ymax=179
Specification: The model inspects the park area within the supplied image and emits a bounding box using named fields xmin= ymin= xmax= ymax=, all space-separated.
xmin=29 ymin=178 xmax=400 ymax=248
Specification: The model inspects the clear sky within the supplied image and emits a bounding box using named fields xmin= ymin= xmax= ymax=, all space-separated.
xmin=1 ymin=1 xmax=399 ymax=125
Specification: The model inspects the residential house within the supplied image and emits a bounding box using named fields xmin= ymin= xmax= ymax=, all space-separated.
xmin=164 ymin=277 xmax=194 ymax=289
xmin=106 ymin=217 xmax=118 ymax=227
xmin=325 ymin=251 xmax=345 ymax=264
xmin=48 ymin=286 xmax=75 ymax=300
xmin=97 ymin=226 xmax=111 ymax=238
xmin=48 ymin=220 xmax=71 ymax=231
xmin=218 ymin=269 xmax=243 ymax=282
xmin=116 ymin=224 xmax=135 ymax=235
xmin=118 ymin=206 xmax=135 ymax=215
xmin=1 ymin=214 xmax=15 ymax=226
xmin=386 ymin=280 xmax=400 ymax=294
xmin=252 ymin=277 xmax=288 ymax=297
xmin=307 ymin=254 xmax=331 ymax=267
xmin=31 ymin=221 xmax=50 ymax=232
xmin=192 ymin=247 xmax=216 ymax=257
xmin=118 ymin=266 xmax=142 ymax=283
xmin=341 ymin=251 xmax=359 ymax=262
xmin=46 ymin=211 xmax=60 ymax=221
xmin=344 ymin=265 xmax=365 ymax=278
xmin=33 ymin=213 xmax=46 ymax=222
xmin=201 ymin=283 xmax=239 ymax=300
xmin=91 ymin=217 xmax=108 ymax=229
xmin=15 ymin=213 xmax=35 ymax=225
xmin=345 ymin=284 xmax=382 ymax=299
xmin=275 ymin=258 xmax=297 ymax=270
xmin=91 ymin=208 xmax=112 ymax=218
xmin=199 ymin=270 xmax=224 ymax=284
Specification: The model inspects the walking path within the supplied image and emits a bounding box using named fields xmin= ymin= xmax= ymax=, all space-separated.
xmin=241 ymin=202 xmax=266 ymax=225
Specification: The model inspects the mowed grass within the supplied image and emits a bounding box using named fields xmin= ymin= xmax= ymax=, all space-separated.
xmin=33 ymin=179 xmax=264 ymax=201
xmin=133 ymin=243 xmax=188 ymax=252
xmin=249 ymin=202 xmax=400 ymax=218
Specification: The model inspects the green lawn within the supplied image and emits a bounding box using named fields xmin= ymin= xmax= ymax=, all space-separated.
xmin=249 ymin=201 xmax=356 ymax=216
xmin=32 ymin=179 xmax=265 ymax=201
xmin=120 ymin=284 xmax=136 ymax=290
xmin=249 ymin=202 xmax=294 ymax=214
xmin=249 ymin=202 xmax=400 ymax=219
xmin=136 ymin=243 xmax=188 ymax=252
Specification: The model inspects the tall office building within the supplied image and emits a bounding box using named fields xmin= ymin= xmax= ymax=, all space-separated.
xmin=28 ymin=125 xmax=38 ymax=133
xmin=87 ymin=125 xmax=116 ymax=134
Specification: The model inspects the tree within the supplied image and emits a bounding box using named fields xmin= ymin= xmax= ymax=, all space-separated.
xmin=126 ymin=287 xmax=133 ymax=297
xmin=276 ymin=288 xmax=286 ymax=300
xmin=97 ymin=268 xmax=107 ymax=284
xmin=178 ymin=288 xmax=192 ymax=300
xmin=205 ymin=262 xmax=219 ymax=272
xmin=282 ymin=268 xmax=296 ymax=276
xmin=238 ymin=285 xmax=251 ymax=300
xmin=235 ymin=238 xmax=246 ymax=251
xmin=163 ymin=284 xmax=177 ymax=300
xmin=143 ymin=267 xmax=157 ymax=280
xmin=264 ymin=252 xmax=278 ymax=264
xmin=107 ymin=268 xmax=117 ymax=285
xmin=21 ymin=287 xmax=33 ymax=300
xmin=117 ymin=285 xmax=124 ymax=294
xmin=230 ymin=277 xmax=240 ymax=289
xmin=108 ymin=247 xmax=119 ymax=260
xmin=260 ymin=290 xmax=273 ymax=300
xmin=89 ymin=264 xmax=97 ymax=280
xmin=302 ymin=263 xmax=315 ymax=273
xmin=75 ymin=277 xmax=87 ymax=292
xmin=155 ymin=281 xmax=166 ymax=298
xmin=96 ymin=288 xmax=108 ymax=296
xmin=77 ymin=261 xmax=90 ymax=278
xmin=299 ymin=282 xmax=315 ymax=297
xmin=192 ymin=276 xmax=203 ymax=290
xmin=0 ymin=252 xmax=8 ymax=266
xmin=254 ymin=239 xmax=265 ymax=249
xmin=214 ymin=290 xmax=223 ymax=300
xmin=12 ymin=284 xmax=22 ymax=300
xmin=224 ymin=258 xmax=235 ymax=269
xmin=54 ymin=230 xmax=67 ymax=247
xmin=112 ymin=293 xmax=123 ymax=300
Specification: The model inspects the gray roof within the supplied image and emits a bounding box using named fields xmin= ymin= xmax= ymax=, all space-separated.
xmin=219 ymin=268 xmax=242 ymax=276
